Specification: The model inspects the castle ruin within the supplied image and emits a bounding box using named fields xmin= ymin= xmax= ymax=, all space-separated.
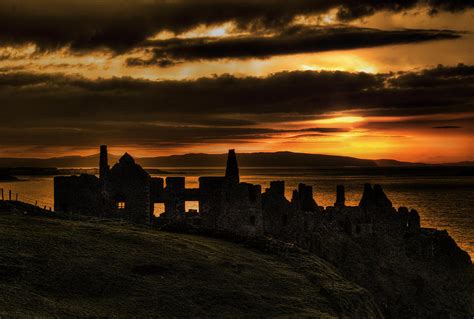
xmin=55 ymin=145 xmax=422 ymax=238
xmin=53 ymin=146 xmax=473 ymax=318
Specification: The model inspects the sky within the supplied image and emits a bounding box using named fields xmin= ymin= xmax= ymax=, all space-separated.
xmin=0 ymin=0 xmax=473 ymax=163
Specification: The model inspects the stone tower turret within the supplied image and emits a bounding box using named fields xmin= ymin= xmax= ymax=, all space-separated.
xmin=335 ymin=185 xmax=345 ymax=208
xmin=225 ymin=149 xmax=240 ymax=184
xmin=99 ymin=145 xmax=110 ymax=180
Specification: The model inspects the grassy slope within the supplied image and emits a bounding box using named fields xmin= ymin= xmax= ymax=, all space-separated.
xmin=0 ymin=213 xmax=381 ymax=318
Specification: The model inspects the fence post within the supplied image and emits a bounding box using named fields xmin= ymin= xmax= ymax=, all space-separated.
xmin=9 ymin=190 xmax=11 ymax=201
xmin=15 ymin=193 xmax=18 ymax=202
xmin=1 ymin=188 xmax=3 ymax=201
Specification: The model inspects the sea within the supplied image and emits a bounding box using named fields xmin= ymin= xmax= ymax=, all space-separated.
xmin=1 ymin=167 xmax=473 ymax=259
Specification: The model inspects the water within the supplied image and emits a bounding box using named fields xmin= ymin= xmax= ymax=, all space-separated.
xmin=1 ymin=167 xmax=473 ymax=259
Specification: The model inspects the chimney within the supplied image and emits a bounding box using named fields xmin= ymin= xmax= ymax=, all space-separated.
xmin=335 ymin=185 xmax=345 ymax=208
xmin=99 ymin=145 xmax=109 ymax=179
xmin=225 ymin=149 xmax=240 ymax=184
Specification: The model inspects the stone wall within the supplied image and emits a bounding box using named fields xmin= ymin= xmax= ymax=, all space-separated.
xmin=198 ymin=176 xmax=225 ymax=229
xmin=54 ymin=175 xmax=102 ymax=216
xmin=163 ymin=177 xmax=186 ymax=219
xmin=199 ymin=177 xmax=264 ymax=237
xmin=259 ymin=182 xmax=472 ymax=318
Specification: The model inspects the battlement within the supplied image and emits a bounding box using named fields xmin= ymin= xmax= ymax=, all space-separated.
xmin=55 ymin=146 xmax=420 ymax=238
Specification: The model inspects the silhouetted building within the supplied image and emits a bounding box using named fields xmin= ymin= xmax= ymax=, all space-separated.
xmin=291 ymin=183 xmax=318 ymax=212
xmin=335 ymin=185 xmax=345 ymax=208
xmin=99 ymin=145 xmax=109 ymax=180
xmin=225 ymin=149 xmax=239 ymax=184
xmin=107 ymin=153 xmax=153 ymax=223
xmin=54 ymin=146 xmax=419 ymax=238
xmin=55 ymin=146 xmax=263 ymax=234
xmin=53 ymin=146 xmax=472 ymax=319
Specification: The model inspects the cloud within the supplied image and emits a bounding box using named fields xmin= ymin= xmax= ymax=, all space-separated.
xmin=0 ymin=0 xmax=471 ymax=52
xmin=126 ymin=26 xmax=461 ymax=66
xmin=0 ymin=64 xmax=472 ymax=148
xmin=388 ymin=63 xmax=474 ymax=88
xmin=433 ymin=125 xmax=462 ymax=129
xmin=126 ymin=57 xmax=178 ymax=68
xmin=0 ymin=125 xmax=345 ymax=148
xmin=335 ymin=0 xmax=474 ymax=20
xmin=361 ymin=112 xmax=474 ymax=131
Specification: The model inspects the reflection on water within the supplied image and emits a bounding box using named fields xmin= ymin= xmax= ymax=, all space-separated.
xmin=1 ymin=167 xmax=473 ymax=259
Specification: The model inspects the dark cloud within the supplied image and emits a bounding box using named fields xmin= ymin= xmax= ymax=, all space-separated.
xmin=335 ymin=0 xmax=474 ymax=20
xmin=0 ymin=125 xmax=344 ymax=148
xmin=0 ymin=70 xmax=384 ymax=122
xmin=126 ymin=57 xmax=178 ymax=68
xmin=0 ymin=64 xmax=472 ymax=148
xmin=0 ymin=65 xmax=27 ymax=72
xmin=0 ymin=0 xmax=471 ymax=51
xmin=362 ymin=114 xmax=474 ymax=131
xmin=127 ymin=27 xmax=460 ymax=66
xmin=433 ymin=125 xmax=462 ymax=129
xmin=388 ymin=63 xmax=474 ymax=88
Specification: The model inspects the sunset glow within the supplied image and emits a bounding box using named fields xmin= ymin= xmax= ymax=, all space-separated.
xmin=0 ymin=1 xmax=472 ymax=163
xmin=313 ymin=116 xmax=365 ymax=125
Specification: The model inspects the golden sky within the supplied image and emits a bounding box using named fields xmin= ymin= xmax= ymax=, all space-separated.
xmin=0 ymin=1 xmax=473 ymax=162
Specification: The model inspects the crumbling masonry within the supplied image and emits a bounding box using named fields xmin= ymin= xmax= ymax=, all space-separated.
xmin=54 ymin=146 xmax=473 ymax=318
xmin=55 ymin=145 xmax=422 ymax=237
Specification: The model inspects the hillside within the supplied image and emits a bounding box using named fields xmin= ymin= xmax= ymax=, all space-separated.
xmin=0 ymin=152 xmax=379 ymax=168
xmin=374 ymin=159 xmax=426 ymax=167
xmin=0 ymin=212 xmax=381 ymax=318
xmin=7 ymin=152 xmax=473 ymax=169
xmin=140 ymin=152 xmax=378 ymax=168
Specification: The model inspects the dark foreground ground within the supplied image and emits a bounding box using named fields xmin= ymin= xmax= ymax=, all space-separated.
xmin=0 ymin=212 xmax=382 ymax=318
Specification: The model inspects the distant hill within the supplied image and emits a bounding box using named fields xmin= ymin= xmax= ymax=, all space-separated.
xmin=139 ymin=152 xmax=378 ymax=168
xmin=0 ymin=151 xmax=471 ymax=169
xmin=0 ymin=154 xmax=119 ymax=168
xmin=436 ymin=161 xmax=474 ymax=166
xmin=374 ymin=159 xmax=426 ymax=167
xmin=0 ymin=152 xmax=377 ymax=168
xmin=0 ymin=174 xmax=18 ymax=181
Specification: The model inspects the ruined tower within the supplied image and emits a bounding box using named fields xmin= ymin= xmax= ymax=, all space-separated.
xmin=359 ymin=183 xmax=392 ymax=209
xmin=292 ymin=183 xmax=317 ymax=212
xmin=335 ymin=185 xmax=345 ymax=208
xmin=99 ymin=145 xmax=110 ymax=179
xmin=225 ymin=149 xmax=240 ymax=184
xmin=359 ymin=183 xmax=374 ymax=208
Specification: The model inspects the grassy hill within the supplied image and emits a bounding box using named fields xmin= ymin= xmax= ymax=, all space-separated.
xmin=0 ymin=213 xmax=381 ymax=318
